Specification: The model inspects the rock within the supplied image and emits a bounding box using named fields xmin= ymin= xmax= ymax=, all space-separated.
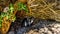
xmin=8 ymin=31 xmax=14 ymax=34
xmin=26 ymin=20 xmax=60 ymax=34
xmin=3 ymin=7 xmax=9 ymax=12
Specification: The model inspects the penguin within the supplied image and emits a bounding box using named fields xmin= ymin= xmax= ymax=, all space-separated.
xmin=21 ymin=17 xmax=34 ymax=27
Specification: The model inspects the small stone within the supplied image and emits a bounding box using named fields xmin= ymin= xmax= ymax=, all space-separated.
xmin=47 ymin=31 xmax=52 ymax=34
xmin=3 ymin=7 xmax=9 ymax=12
xmin=54 ymin=24 xmax=60 ymax=28
xmin=8 ymin=31 xmax=14 ymax=34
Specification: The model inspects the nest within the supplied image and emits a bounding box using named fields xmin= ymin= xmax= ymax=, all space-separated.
xmin=27 ymin=0 xmax=60 ymax=22
xmin=1 ymin=0 xmax=60 ymax=34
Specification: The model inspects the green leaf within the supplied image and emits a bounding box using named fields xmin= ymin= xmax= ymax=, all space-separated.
xmin=0 ymin=23 xmax=2 ymax=28
xmin=12 ymin=16 xmax=16 ymax=22
xmin=17 ymin=2 xmax=29 ymax=13
xmin=9 ymin=3 xmax=14 ymax=13
xmin=0 ymin=3 xmax=16 ymax=28
xmin=0 ymin=19 xmax=2 ymax=28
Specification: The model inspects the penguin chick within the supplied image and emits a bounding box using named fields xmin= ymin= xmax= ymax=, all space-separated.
xmin=22 ymin=17 xmax=34 ymax=27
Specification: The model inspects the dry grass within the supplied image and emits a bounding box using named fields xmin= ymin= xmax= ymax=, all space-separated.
xmin=27 ymin=0 xmax=60 ymax=22
xmin=1 ymin=0 xmax=60 ymax=34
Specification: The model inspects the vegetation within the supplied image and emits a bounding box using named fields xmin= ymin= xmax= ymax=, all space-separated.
xmin=0 ymin=3 xmax=15 ymax=28
xmin=0 ymin=2 xmax=28 ymax=28
xmin=17 ymin=2 xmax=29 ymax=13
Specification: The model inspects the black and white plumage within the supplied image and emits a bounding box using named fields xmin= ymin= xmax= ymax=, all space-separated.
xmin=22 ymin=17 xmax=34 ymax=27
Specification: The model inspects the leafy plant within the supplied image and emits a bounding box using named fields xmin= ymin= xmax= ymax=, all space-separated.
xmin=0 ymin=3 xmax=16 ymax=28
xmin=17 ymin=2 xmax=29 ymax=13
xmin=9 ymin=3 xmax=14 ymax=13
xmin=0 ymin=2 xmax=29 ymax=28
